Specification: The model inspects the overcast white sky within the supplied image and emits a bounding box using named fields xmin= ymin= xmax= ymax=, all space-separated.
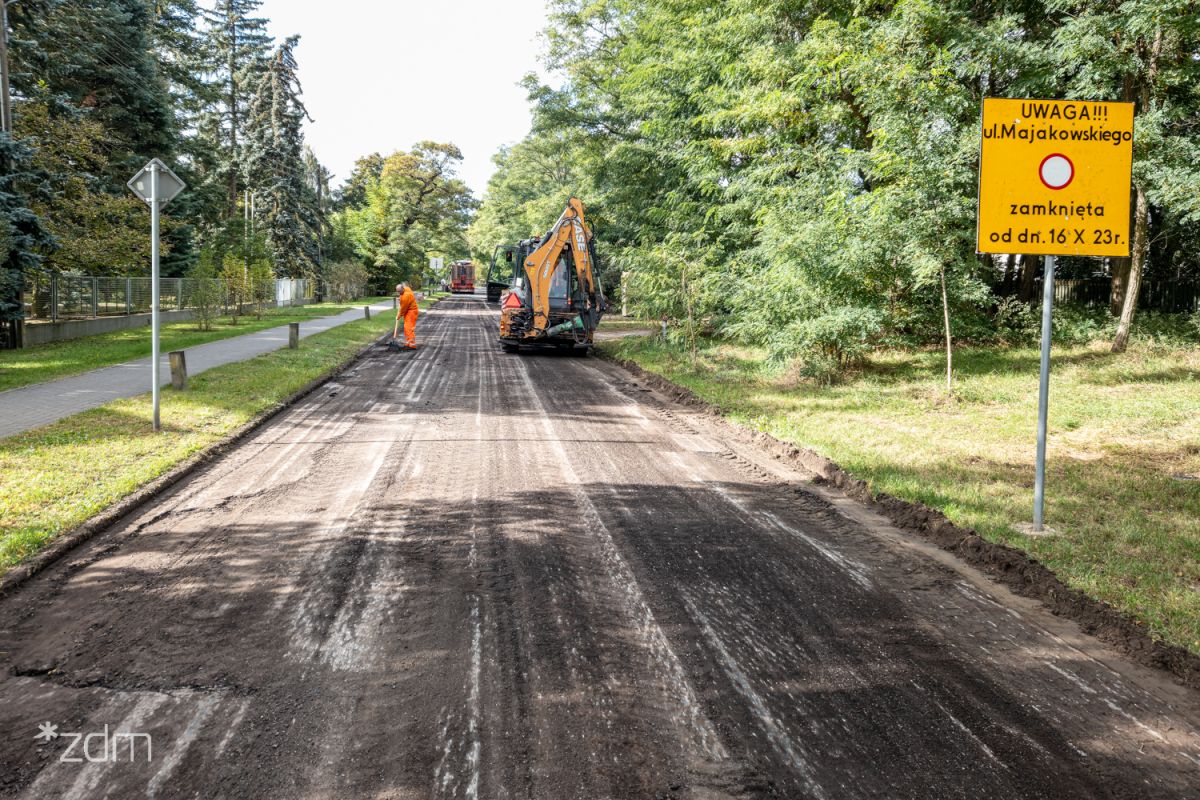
xmin=260 ymin=0 xmax=552 ymax=197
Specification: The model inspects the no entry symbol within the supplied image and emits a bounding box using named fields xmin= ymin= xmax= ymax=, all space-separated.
xmin=1039 ymin=153 xmax=1074 ymax=190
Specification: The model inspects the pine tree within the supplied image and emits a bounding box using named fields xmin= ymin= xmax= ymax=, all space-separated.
xmin=243 ymin=37 xmax=318 ymax=278
xmin=201 ymin=0 xmax=273 ymax=217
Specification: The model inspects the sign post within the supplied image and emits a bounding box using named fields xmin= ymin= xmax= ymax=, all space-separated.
xmin=128 ymin=159 xmax=186 ymax=432
xmin=976 ymin=98 xmax=1133 ymax=532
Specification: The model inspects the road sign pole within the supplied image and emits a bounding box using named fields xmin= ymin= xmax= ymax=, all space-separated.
xmin=151 ymin=161 xmax=161 ymax=432
xmin=1033 ymin=254 xmax=1055 ymax=531
xmin=127 ymin=158 xmax=185 ymax=431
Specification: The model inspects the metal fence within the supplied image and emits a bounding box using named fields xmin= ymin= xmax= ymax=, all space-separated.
xmin=25 ymin=275 xmax=318 ymax=322
xmin=1028 ymin=277 xmax=1199 ymax=314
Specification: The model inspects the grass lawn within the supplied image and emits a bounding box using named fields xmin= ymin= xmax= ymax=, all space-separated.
xmin=0 ymin=297 xmax=390 ymax=392
xmin=0 ymin=292 xmax=444 ymax=572
xmin=604 ymin=335 xmax=1200 ymax=655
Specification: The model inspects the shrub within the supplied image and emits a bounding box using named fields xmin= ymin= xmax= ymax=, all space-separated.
xmin=188 ymin=250 xmax=221 ymax=332
xmin=248 ymin=259 xmax=274 ymax=320
xmin=326 ymin=259 xmax=367 ymax=303
xmin=770 ymin=306 xmax=884 ymax=384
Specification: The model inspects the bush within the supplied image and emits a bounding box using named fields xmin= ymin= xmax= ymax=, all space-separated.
xmin=188 ymin=250 xmax=221 ymax=332
xmin=326 ymin=259 xmax=367 ymax=303
xmin=770 ymin=306 xmax=883 ymax=384
xmin=248 ymin=259 xmax=273 ymax=320
xmin=220 ymin=253 xmax=249 ymax=325
xmin=990 ymin=299 xmax=1200 ymax=348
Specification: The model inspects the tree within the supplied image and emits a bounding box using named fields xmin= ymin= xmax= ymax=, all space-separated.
xmin=0 ymin=133 xmax=54 ymax=342
xmin=15 ymin=102 xmax=155 ymax=276
xmin=1045 ymin=2 xmax=1200 ymax=351
xmin=12 ymin=0 xmax=174 ymax=182
xmin=334 ymin=153 xmax=384 ymax=211
xmin=202 ymin=0 xmax=274 ymax=216
xmin=243 ymin=37 xmax=320 ymax=278
xmin=343 ymin=142 xmax=476 ymax=291
xmin=220 ymin=250 xmax=249 ymax=324
xmin=188 ymin=246 xmax=222 ymax=331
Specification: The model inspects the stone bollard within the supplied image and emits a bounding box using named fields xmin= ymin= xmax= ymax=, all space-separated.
xmin=288 ymin=322 xmax=300 ymax=349
xmin=364 ymin=305 xmax=371 ymax=320
xmin=169 ymin=350 xmax=188 ymax=390
xmin=393 ymin=297 xmax=398 ymax=311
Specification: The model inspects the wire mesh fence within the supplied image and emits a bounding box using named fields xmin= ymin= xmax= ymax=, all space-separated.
xmin=25 ymin=275 xmax=319 ymax=321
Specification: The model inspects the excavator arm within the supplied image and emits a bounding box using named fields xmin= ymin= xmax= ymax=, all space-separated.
xmin=521 ymin=198 xmax=599 ymax=339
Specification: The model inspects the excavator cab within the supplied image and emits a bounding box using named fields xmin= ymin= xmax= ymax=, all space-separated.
xmin=496 ymin=198 xmax=605 ymax=353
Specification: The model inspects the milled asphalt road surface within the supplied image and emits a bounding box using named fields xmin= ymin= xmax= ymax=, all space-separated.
xmin=1 ymin=296 xmax=1198 ymax=799
xmin=0 ymin=300 xmax=395 ymax=439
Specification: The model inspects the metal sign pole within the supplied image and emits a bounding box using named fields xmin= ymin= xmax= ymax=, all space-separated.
xmin=150 ymin=161 xmax=161 ymax=432
xmin=1033 ymin=254 xmax=1055 ymax=530
xmin=127 ymin=158 xmax=184 ymax=431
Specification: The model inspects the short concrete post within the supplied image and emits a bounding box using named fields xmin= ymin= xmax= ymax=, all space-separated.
xmin=169 ymin=350 xmax=188 ymax=390
xmin=393 ymin=297 xmax=398 ymax=311
xmin=288 ymin=322 xmax=300 ymax=349
xmin=364 ymin=305 xmax=371 ymax=320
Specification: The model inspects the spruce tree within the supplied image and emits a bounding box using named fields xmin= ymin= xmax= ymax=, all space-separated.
xmin=243 ymin=37 xmax=318 ymax=278
xmin=202 ymin=0 xmax=274 ymax=217
xmin=151 ymin=0 xmax=222 ymax=273
xmin=14 ymin=0 xmax=173 ymax=181
xmin=0 ymin=134 xmax=54 ymax=346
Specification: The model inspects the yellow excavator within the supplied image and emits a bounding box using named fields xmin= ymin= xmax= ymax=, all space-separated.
xmin=494 ymin=198 xmax=606 ymax=353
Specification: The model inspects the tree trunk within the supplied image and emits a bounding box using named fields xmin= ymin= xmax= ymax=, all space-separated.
xmin=227 ymin=9 xmax=239 ymax=216
xmin=940 ymin=264 xmax=953 ymax=393
xmin=1111 ymin=25 xmax=1161 ymax=352
xmin=1109 ymin=256 xmax=1131 ymax=315
xmin=1000 ymin=253 xmax=1017 ymax=294
xmin=1018 ymin=254 xmax=1036 ymax=302
xmin=1111 ymin=185 xmax=1149 ymax=353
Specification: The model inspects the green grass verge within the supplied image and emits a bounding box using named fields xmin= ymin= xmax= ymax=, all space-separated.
xmin=0 ymin=297 xmax=391 ymax=392
xmin=0 ymin=296 xmax=459 ymax=571
xmin=603 ymin=335 xmax=1200 ymax=655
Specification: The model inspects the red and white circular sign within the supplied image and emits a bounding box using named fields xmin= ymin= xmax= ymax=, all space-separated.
xmin=1039 ymin=153 xmax=1074 ymax=190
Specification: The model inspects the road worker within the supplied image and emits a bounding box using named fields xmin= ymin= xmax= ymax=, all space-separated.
xmin=396 ymin=282 xmax=419 ymax=349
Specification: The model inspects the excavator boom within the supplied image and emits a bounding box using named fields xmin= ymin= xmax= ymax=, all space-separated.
xmin=496 ymin=197 xmax=604 ymax=349
xmin=521 ymin=198 xmax=598 ymax=338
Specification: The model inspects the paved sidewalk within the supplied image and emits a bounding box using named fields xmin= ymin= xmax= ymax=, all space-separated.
xmin=0 ymin=301 xmax=395 ymax=439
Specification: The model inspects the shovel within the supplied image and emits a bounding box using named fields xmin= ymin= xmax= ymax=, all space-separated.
xmin=386 ymin=317 xmax=404 ymax=352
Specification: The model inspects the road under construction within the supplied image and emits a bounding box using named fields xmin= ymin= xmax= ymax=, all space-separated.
xmin=1 ymin=296 xmax=1198 ymax=799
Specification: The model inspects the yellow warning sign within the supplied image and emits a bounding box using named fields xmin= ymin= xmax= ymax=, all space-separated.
xmin=977 ymin=98 xmax=1134 ymax=257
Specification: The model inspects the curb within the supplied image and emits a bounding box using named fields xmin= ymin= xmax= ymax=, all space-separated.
xmin=598 ymin=350 xmax=1200 ymax=691
xmin=0 ymin=318 xmax=412 ymax=600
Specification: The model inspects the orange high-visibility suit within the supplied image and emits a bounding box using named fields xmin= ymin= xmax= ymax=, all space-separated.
xmin=397 ymin=287 xmax=419 ymax=348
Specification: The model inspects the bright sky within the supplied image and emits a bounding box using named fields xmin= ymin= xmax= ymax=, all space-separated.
xmin=260 ymin=0 xmax=552 ymax=198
